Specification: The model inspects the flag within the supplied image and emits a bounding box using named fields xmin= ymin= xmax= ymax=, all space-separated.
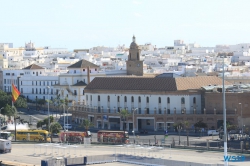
xmin=12 ymin=83 xmax=20 ymax=102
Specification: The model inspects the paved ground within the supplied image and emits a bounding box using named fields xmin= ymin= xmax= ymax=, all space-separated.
xmin=1 ymin=143 xmax=250 ymax=166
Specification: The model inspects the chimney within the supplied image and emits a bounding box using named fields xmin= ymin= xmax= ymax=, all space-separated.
xmin=87 ymin=66 xmax=90 ymax=84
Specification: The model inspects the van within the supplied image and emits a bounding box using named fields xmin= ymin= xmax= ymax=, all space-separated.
xmin=208 ymin=130 xmax=219 ymax=136
xmin=0 ymin=139 xmax=11 ymax=153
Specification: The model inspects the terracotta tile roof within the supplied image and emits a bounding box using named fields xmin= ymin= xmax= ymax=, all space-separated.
xmin=85 ymin=77 xmax=177 ymax=91
xmin=22 ymin=64 xmax=44 ymax=70
xmin=175 ymin=76 xmax=231 ymax=90
xmin=85 ymin=76 xmax=232 ymax=92
xmin=67 ymin=59 xmax=99 ymax=68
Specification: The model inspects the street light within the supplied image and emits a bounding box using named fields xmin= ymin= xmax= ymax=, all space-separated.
xmin=67 ymin=107 xmax=71 ymax=126
xmin=132 ymin=108 xmax=138 ymax=143
xmin=239 ymin=103 xmax=243 ymax=134
xmin=177 ymin=125 xmax=182 ymax=145
xmin=0 ymin=107 xmax=4 ymax=133
xmin=47 ymin=86 xmax=50 ymax=133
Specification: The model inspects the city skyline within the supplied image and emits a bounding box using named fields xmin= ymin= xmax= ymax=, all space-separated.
xmin=1 ymin=0 xmax=250 ymax=50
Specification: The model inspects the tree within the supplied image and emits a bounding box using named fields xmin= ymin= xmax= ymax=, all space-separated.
xmin=37 ymin=99 xmax=46 ymax=110
xmin=50 ymin=122 xmax=62 ymax=134
xmin=183 ymin=121 xmax=190 ymax=146
xmin=37 ymin=120 xmax=43 ymax=128
xmin=119 ymin=109 xmax=130 ymax=142
xmin=79 ymin=119 xmax=94 ymax=137
xmin=194 ymin=120 xmax=207 ymax=133
xmin=2 ymin=104 xmax=17 ymax=118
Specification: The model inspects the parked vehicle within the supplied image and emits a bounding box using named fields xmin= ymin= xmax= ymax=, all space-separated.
xmin=63 ymin=124 xmax=72 ymax=130
xmin=16 ymin=130 xmax=51 ymax=142
xmin=59 ymin=131 xmax=89 ymax=143
xmin=0 ymin=139 xmax=11 ymax=153
xmin=140 ymin=130 xmax=148 ymax=134
xmin=0 ymin=131 xmax=12 ymax=140
xmin=97 ymin=130 xmax=129 ymax=144
xmin=207 ymin=130 xmax=219 ymax=136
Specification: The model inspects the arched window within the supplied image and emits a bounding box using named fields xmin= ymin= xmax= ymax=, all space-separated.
xmin=146 ymin=97 xmax=149 ymax=103
xmin=138 ymin=96 xmax=141 ymax=103
xmin=167 ymin=97 xmax=170 ymax=104
xmin=98 ymin=95 xmax=100 ymax=101
xmin=193 ymin=97 xmax=196 ymax=104
xmin=158 ymin=97 xmax=161 ymax=104
xmin=117 ymin=96 xmax=120 ymax=102
xmin=107 ymin=96 xmax=110 ymax=102
xmin=181 ymin=97 xmax=185 ymax=104
xmin=131 ymin=96 xmax=134 ymax=102
xmin=124 ymin=96 xmax=127 ymax=102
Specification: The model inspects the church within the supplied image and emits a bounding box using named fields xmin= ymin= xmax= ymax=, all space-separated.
xmin=72 ymin=36 xmax=238 ymax=132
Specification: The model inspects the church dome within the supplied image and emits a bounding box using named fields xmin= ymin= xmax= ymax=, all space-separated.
xmin=130 ymin=35 xmax=139 ymax=49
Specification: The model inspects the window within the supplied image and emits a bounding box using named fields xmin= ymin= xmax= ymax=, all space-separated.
xmin=95 ymin=68 xmax=97 ymax=71
xmin=90 ymin=95 xmax=92 ymax=101
xmin=98 ymin=95 xmax=100 ymax=101
xmin=158 ymin=109 xmax=162 ymax=114
xmin=131 ymin=96 xmax=134 ymax=102
xmin=82 ymin=90 xmax=84 ymax=95
xmin=117 ymin=96 xmax=120 ymax=102
xmin=107 ymin=96 xmax=110 ymax=102
xmin=51 ymin=89 xmax=53 ymax=94
xmin=146 ymin=97 xmax=149 ymax=103
xmin=43 ymin=81 xmax=45 ymax=86
xmin=146 ymin=119 xmax=150 ymax=125
xmin=167 ymin=109 xmax=170 ymax=114
xmin=167 ymin=97 xmax=170 ymax=104
xmin=36 ymin=81 xmax=37 ymax=85
xmin=137 ymin=52 xmax=139 ymax=60
xmin=138 ymin=96 xmax=141 ymax=103
xmin=146 ymin=108 xmax=149 ymax=114
xmin=21 ymin=88 xmax=23 ymax=93
xmin=21 ymin=81 xmax=22 ymax=85
xmin=83 ymin=69 xmax=85 ymax=72
xmin=74 ymin=90 xmax=77 ymax=95
xmin=158 ymin=97 xmax=161 ymax=104
xmin=47 ymin=81 xmax=49 ymax=86
xmin=40 ymin=81 xmax=41 ymax=86
xmin=86 ymin=95 xmax=88 ymax=100
xmin=138 ymin=108 xmax=141 ymax=114
xmin=32 ymin=88 xmax=34 ymax=94
xmin=4 ymin=79 xmax=6 ymax=84
xmin=124 ymin=96 xmax=127 ymax=102
xmin=193 ymin=97 xmax=196 ymax=104
xmin=181 ymin=97 xmax=185 ymax=104
xmin=74 ymin=70 xmax=76 ymax=73
xmin=39 ymin=88 xmax=41 ymax=94
xmin=36 ymin=88 xmax=38 ymax=94
xmin=43 ymin=89 xmax=45 ymax=94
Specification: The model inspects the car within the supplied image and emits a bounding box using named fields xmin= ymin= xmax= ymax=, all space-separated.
xmin=207 ymin=130 xmax=219 ymax=136
xmin=63 ymin=124 xmax=72 ymax=130
xmin=140 ymin=130 xmax=148 ymax=134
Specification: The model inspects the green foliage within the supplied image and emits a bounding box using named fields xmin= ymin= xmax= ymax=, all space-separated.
xmin=50 ymin=122 xmax=62 ymax=134
xmin=37 ymin=99 xmax=46 ymax=106
xmin=0 ymin=90 xmax=27 ymax=110
xmin=119 ymin=109 xmax=130 ymax=119
xmin=79 ymin=119 xmax=94 ymax=134
xmin=194 ymin=120 xmax=207 ymax=129
xmin=37 ymin=120 xmax=43 ymax=128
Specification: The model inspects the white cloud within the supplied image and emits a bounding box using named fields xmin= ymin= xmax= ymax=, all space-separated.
xmin=132 ymin=0 xmax=142 ymax=5
xmin=134 ymin=12 xmax=142 ymax=17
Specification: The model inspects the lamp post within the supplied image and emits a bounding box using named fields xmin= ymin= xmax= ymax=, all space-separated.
xmin=67 ymin=107 xmax=71 ymax=126
xmin=177 ymin=125 xmax=182 ymax=145
xmin=239 ymin=103 xmax=243 ymax=134
xmin=222 ymin=53 xmax=228 ymax=166
xmin=132 ymin=108 xmax=138 ymax=143
xmin=0 ymin=107 xmax=4 ymax=133
xmin=47 ymin=86 xmax=50 ymax=132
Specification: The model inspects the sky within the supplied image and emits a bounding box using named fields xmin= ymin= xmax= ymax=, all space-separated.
xmin=1 ymin=0 xmax=250 ymax=50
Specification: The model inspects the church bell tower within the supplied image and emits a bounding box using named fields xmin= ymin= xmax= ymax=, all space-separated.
xmin=126 ymin=35 xmax=143 ymax=76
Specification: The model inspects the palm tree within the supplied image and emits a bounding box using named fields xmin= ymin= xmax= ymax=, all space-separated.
xmin=183 ymin=121 xmax=190 ymax=146
xmin=79 ymin=119 xmax=94 ymax=137
xmin=50 ymin=122 xmax=62 ymax=142
xmin=119 ymin=109 xmax=130 ymax=142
